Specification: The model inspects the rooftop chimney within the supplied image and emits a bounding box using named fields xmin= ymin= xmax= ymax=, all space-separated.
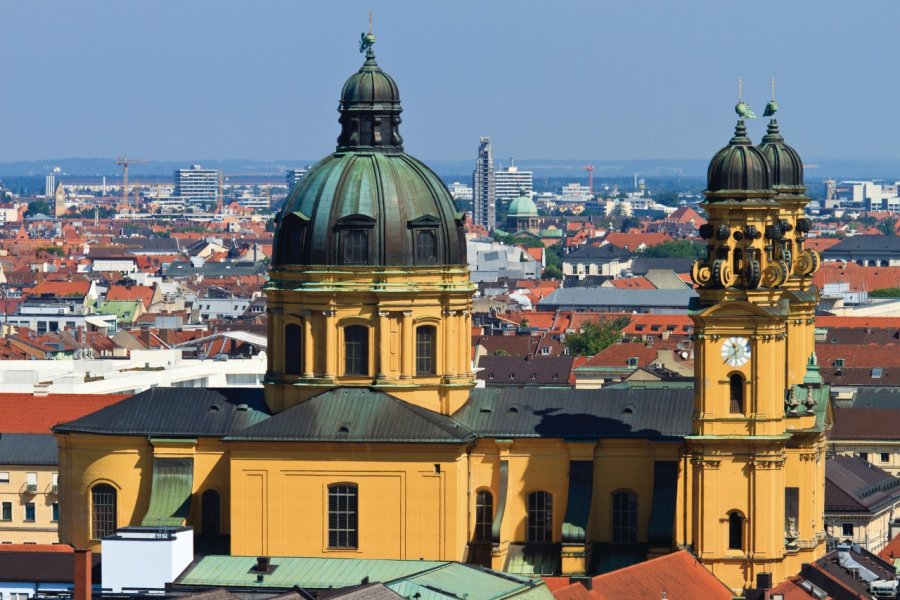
xmin=74 ymin=548 xmax=92 ymax=600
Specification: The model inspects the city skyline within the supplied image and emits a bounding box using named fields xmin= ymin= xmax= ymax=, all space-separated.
xmin=1 ymin=1 xmax=899 ymax=164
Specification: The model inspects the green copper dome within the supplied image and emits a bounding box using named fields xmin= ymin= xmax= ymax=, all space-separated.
xmin=273 ymin=39 xmax=465 ymax=267
xmin=706 ymin=120 xmax=771 ymax=196
xmin=508 ymin=192 xmax=537 ymax=217
xmin=757 ymin=119 xmax=804 ymax=190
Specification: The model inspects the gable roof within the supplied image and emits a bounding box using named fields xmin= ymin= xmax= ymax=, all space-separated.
xmin=589 ymin=550 xmax=732 ymax=600
xmin=0 ymin=545 xmax=101 ymax=584
xmin=0 ymin=393 xmax=130 ymax=434
xmin=476 ymin=355 xmax=577 ymax=386
xmin=832 ymin=407 xmax=900 ymax=439
xmin=564 ymin=244 xmax=632 ymax=261
xmin=227 ymin=388 xmax=473 ymax=443
xmin=825 ymin=455 xmax=900 ymax=513
xmin=53 ymin=388 xmax=269 ymax=437
xmin=106 ymin=284 xmax=154 ymax=306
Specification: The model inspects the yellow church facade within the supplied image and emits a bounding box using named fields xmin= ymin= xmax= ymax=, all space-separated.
xmin=54 ymin=39 xmax=829 ymax=594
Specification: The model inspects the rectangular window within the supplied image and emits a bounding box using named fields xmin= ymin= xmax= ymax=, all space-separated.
xmin=343 ymin=230 xmax=369 ymax=265
xmin=1 ymin=502 xmax=11 ymax=521
xmin=881 ymin=453 xmax=890 ymax=463
xmin=860 ymin=452 xmax=868 ymax=461
xmin=0 ymin=472 xmax=8 ymax=483
xmin=24 ymin=503 xmax=35 ymax=522
xmin=52 ymin=503 xmax=59 ymax=522
xmin=344 ymin=326 xmax=369 ymax=376
xmin=416 ymin=326 xmax=436 ymax=375
xmin=842 ymin=523 xmax=854 ymax=537
xmin=328 ymin=484 xmax=358 ymax=549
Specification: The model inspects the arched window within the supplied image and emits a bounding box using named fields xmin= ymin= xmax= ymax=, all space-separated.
xmin=201 ymin=489 xmax=221 ymax=536
xmin=91 ymin=484 xmax=117 ymax=540
xmin=729 ymin=374 xmax=744 ymax=414
xmin=527 ymin=491 xmax=553 ymax=543
xmin=728 ymin=511 xmax=744 ymax=550
xmin=612 ymin=490 xmax=638 ymax=543
xmin=284 ymin=323 xmax=302 ymax=376
xmin=344 ymin=326 xmax=369 ymax=376
xmin=328 ymin=484 xmax=358 ymax=549
xmin=416 ymin=326 xmax=437 ymax=375
xmin=474 ymin=490 xmax=493 ymax=542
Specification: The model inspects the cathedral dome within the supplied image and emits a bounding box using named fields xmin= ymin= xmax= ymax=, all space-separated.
xmin=757 ymin=119 xmax=804 ymax=189
xmin=508 ymin=192 xmax=538 ymax=217
xmin=706 ymin=119 xmax=771 ymax=195
xmin=273 ymin=37 xmax=466 ymax=267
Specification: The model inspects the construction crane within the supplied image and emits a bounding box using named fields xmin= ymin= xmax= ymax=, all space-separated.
xmin=115 ymin=156 xmax=149 ymax=210
xmin=582 ymin=165 xmax=595 ymax=196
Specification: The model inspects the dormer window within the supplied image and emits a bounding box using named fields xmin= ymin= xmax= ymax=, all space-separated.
xmin=627 ymin=357 xmax=639 ymax=367
xmin=834 ymin=358 xmax=844 ymax=368
xmin=416 ymin=230 xmax=437 ymax=265
xmin=343 ymin=230 xmax=369 ymax=264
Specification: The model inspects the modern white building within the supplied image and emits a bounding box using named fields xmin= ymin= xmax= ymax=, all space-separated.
xmin=173 ymin=165 xmax=219 ymax=206
xmin=494 ymin=162 xmax=533 ymax=201
xmin=447 ymin=181 xmax=473 ymax=202
xmin=286 ymin=168 xmax=308 ymax=193
xmin=472 ymin=137 xmax=496 ymax=229
xmin=826 ymin=180 xmax=900 ymax=212
xmin=558 ymin=182 xmax=592 ymax=203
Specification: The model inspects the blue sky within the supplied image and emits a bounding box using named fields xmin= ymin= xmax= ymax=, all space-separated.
xmin=1 ymin=0 xmax=898 ymax=162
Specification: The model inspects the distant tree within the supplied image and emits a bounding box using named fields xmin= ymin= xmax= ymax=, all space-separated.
xmin=858 ymin=215 xmax=877 ymax=227
xmin=869 ymin=288 xmax=900 ymax=298
xmin=876 ymin=218 xmax=897 ymax=236
xmin=641 ymin=239 xmax=706 ymax=260
xmin=265 ymin=218 xmax=276 ymax=232
xmin=543 ymin=264 xmax=562 ymax=280
xmin=619 ymin=217 xmax=642 ymax=232
xmin=653 ymin=191 xmax=681 ymax=207
xmin=25 ymin=200 xmax=51 ymax=217
xmin=565 ymin=317 xmax=630 ymax=356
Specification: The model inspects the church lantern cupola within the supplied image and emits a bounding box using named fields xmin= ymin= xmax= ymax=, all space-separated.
xmin=266 ymin=34 xmax=475 ymax=414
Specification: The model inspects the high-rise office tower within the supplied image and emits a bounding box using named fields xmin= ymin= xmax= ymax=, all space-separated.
xmin=174 ymin=164 xmax=219 ymax=205
xmin=495 ymin=160 xmax=533 ymax=201
xmin=45 ymin=174 xmax=55 ymax=198
xmin=286 ymin=168 xmax=308 ymax=193
xmin=472 ymin=137 xmax=495 ymax=229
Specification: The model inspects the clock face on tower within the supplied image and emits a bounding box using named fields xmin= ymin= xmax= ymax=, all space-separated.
xmin=721 ymin=336 xmax=751 ymax=367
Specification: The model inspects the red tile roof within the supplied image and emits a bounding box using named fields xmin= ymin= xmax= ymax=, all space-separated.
xmin=816 ymin=316 xmax=900 ymax=329
xmin=106 ymin=284 xmax=153 ymax=306
xmin=804 ymin=237 xmax=842 ymax=253
xmin=27 ymin=280 xmax=91 ymax=298
xmin=666 ymin=206 xmax=706 ymax=225
xmin=609 ymin=277 xmax=656 ymax=290
xmin=770 ymin=576 xmax=830 ymax=600
xmin=621 ymin=314 xmax=693 ymax=336
xmin=579 ymin=341 xmax=678 ymax=368
xmin=603 ymin=232 xmax=674 ymax=250
xmin=879 ymin=532 xmax=900 ymax=563
xmin=551 ymin=583 xmax=596 ymax=600
xmin=814 ymin=343 xmax=900 ymax=368
xmin=0 ymin=544 xmax=73 ymax=553
xmin=590 ymin=551 xmax=733 ymax=600
xmin=831 ymin=407 xmax=900 ymax=440
xmin=0 ymin=393 xmax=130 ymax=433
xmin=813 ymin=262 xmax=900 ymax=292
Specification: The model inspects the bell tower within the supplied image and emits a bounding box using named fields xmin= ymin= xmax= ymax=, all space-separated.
xmin=687 ymin=98 xmax=828 ymax=593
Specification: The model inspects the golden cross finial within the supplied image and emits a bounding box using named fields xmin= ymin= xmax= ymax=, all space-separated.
xmin=368 ymin=10 xmax=373 ymax=35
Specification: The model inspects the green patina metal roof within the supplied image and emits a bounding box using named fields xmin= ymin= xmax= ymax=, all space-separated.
xmin=508 ymin=194 xmax=538 ymax=218
xmin=539 ymin=229 xmax=563 ymax=238
xmin=504 ymin=544 xmax=560 ymax=577
xmin=95 ymin=299 xmax=141 ymax=321
xmin=561 ymin=461 xmax=593 ymax=544
xmin=142 ymin=457 xmax=193 ymax=527
xmin=175 ymin=555 xmax=550 ymax=598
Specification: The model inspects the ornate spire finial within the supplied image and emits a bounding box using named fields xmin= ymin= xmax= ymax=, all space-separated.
xmin=735 ymin=76 xmax=757 ymax=119
xmin=764 ymin=76 xmax=779 ymax=117
xmin=359 ymin=12 xmax=376 ymax=57
xmin=369 ymin=9 xmax=373 ymax=34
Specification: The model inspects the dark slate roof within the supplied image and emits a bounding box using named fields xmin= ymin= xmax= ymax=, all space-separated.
xmin=825 ymin=455 xmax=900 ymax=514
xmin=629 ymin=257 xmax=694 ymax=276
xmin=53 ymin=388 xmax=269 ymax=437
xmin=539 ymin=288 xmax=696 ymax=311
xmin=0 ymin=550 xmax=101 ymax=583
xmin=564 ymin=244 xmax=632 ymax=261
xmin=453 ymin=388 xmax=693 ymax=439
xmin=832 ymin=407 xmax=900 ymax=440
xmin=0 ymin=433 xmax=57 ymax=465
xmin=851 ymin=387 xmax=900 ymax=409
xmin=823 ymin=235 xmax=900 ymax=255
xmin=227 ymin=388 xmax=473 ymax=443
xmin=165 ymin=261 xmax=267 ymax=278
xmin=476 ymin=355 xmax=576 ymax=386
